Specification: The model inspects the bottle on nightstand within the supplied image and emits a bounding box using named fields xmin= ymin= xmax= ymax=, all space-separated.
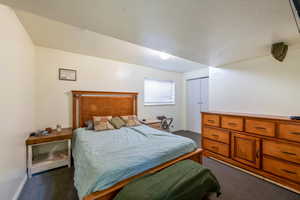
xmin=56 ymin=124 xmax=62 ymax=132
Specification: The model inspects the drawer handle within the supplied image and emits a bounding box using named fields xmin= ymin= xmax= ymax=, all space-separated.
xmin=256 ymin=150 xmax=260 ymax=158
xmin=211 ymin=146 xmax=219 ymax=151
xmin=290 ymin=132 xmax=300 ymax=136
xmin=255 ymin=127 xmax=266 ymax=131
xmin=281 ymin=169 xmax=297 ymax=175
xmin=212 ymin=134 xmax=219 ymax=138
xmin=228 ymin=122 xmax=237 ymax=126
xmin=281 ymin=151 xmax=297 ymax=156
xmin=208 ymin=120 xmax=215 ymax=123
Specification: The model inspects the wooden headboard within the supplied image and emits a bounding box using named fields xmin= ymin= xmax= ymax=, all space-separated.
xmin=72 ymin=91 xmax=138 ymax=129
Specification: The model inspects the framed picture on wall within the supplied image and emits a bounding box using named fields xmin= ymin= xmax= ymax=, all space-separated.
xmin=59 ymin=68 xmax=77 ymax=81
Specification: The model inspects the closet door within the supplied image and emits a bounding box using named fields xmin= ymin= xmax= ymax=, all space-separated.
xmin=231 ymin=132 xmax=261 ymax=168
xmin=187 ymin=79 xmax=201 ymax=133
xmin=186 ymin=78 xmax=209 ymax=133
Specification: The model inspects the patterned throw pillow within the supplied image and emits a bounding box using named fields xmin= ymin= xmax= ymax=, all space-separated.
xmin=84 ymin=120 xmax=94 ymax=130
xmin=121 ymin=115 xmax=141 ymax=127
xmin=110 ymin=117 xmax=126 ymax=129
xmin=93 ymin=116 xmax=114 ymax=131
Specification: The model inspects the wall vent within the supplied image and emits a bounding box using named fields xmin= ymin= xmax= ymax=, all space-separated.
xmin=290 ymin=0 xmax=300 ymax=33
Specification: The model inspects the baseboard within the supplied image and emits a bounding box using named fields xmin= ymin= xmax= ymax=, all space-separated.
xmin=12 ymin=174 xmax=27 ymax=200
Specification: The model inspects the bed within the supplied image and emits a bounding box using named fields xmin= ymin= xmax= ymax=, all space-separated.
xmin=72 ymin=91 xmax=203 ymax=200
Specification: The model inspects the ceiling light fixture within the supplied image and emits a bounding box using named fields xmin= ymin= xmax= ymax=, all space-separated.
xmin=148 ymin=49 xmax=173 ymax=60
xmin=159 ymin=52 xmax=172 ymax=60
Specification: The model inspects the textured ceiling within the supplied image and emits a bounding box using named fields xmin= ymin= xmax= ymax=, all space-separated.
xmin=1 ymin=0 xmax=300 ymax=68
xmin=14 ymin=10 xmax=207 ymax=72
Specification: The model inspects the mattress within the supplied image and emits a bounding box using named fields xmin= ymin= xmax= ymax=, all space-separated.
xmin=72 ymin=125 xmax=197 ymax=199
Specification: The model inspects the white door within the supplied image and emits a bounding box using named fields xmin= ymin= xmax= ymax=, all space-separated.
xmin=200 ymin=78 xmax=209 ymax=112
xmin=186 ymin=77 xmax=209 ymax=133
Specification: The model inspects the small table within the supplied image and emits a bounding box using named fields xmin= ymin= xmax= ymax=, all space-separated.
xmin=26 ymin=128 xmax=73 ymax=178
xmin=140 ymin=119 xmax=163 ymax=130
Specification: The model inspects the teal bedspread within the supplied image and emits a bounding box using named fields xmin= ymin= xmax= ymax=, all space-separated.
xmin=72 ymin=125 xmax=197 ymax=199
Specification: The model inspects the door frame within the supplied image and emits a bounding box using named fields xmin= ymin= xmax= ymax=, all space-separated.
xmin=186 ymin=76 xmax=209 ymax=81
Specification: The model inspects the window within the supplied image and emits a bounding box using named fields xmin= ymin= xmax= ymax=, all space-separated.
xmin=144 ymin=78 xmax=175 ymax=105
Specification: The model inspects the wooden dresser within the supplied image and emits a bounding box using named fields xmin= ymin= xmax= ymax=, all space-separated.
xmin=201 ymin=111 xmax=300 ymax=193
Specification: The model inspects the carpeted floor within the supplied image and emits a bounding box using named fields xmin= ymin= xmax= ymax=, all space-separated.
xmin=19 ymin=131 xmax=300 ymax=200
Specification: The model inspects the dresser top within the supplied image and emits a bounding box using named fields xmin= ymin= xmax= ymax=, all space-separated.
xmin=26 ymin=128 xmax=73 ymax=145
xmin=202 ymin=111 xmax=299 ymax=122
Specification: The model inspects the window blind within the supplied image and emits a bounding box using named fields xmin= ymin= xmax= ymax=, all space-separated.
xmin=144 ymin=78 xmax=175 ymax=105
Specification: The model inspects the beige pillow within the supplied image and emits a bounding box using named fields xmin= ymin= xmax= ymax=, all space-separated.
xmin=121 ymin=115 xmax=141 ymax=127
xmin=93 ymin=116 xmax=114 ymax=131
xmin=110 ymin=117 xmax=126 ymax=129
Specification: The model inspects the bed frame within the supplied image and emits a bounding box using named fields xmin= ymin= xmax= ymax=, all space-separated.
xmin=72 ymin=90 xmax=203 ymax=200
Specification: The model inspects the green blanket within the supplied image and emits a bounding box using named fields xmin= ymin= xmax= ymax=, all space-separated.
xmin=114 ymin=160 xmax=221 ymax=200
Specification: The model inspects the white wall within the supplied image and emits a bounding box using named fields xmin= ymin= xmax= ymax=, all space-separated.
xmin=35 ymin=47 xmax=184 ymax=131
xmin=0 ymin=5 xmax=35 ymax=200
xmin=209 ymin=48 xmax=300 ymax=116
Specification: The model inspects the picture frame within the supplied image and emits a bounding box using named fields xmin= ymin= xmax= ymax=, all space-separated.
xmin=59 ymin=68 xmax=77 ymax=81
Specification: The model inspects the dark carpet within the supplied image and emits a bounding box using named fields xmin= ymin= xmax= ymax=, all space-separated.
xmin=19 ymin=131 xmax=300 ymax=200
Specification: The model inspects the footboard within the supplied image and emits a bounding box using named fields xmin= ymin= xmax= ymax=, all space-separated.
xmin=83 ymin=148 xmax=203 ymax=200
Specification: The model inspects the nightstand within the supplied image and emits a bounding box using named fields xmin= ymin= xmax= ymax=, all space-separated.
xmin=26 ymin=128 xmax=73 ymax=178
xmin=140 ymin=119 xmax=163 ymax=130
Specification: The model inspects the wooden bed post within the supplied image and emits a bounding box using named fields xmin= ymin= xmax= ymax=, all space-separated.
xmin=72 ymin=93 xmax=77 ymax=130
xmin=134 ymin=94 xmax=138 ymax=116
xmin=72 ymin=93 xmax=80 ymax=129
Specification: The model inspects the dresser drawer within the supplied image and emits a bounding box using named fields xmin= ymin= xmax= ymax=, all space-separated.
xmin=263 ymin=140 xmax=300 ymax=164
xmin=263 ymin=157 xmax=300 ymax=183
xmin=245 ymin=119 xmax=275 ymax=137
xmin=203 ymin=114 xmax=220 ymax=127
xmin=221 ymin=116 xmax=243 ymax=131
xmin=203 ymin=138 xmax=229 ymax=157
xmin=278 ymin=123 xmax=300 ymax=143
xmin=203 ymin=127 xmax=230 ymax=144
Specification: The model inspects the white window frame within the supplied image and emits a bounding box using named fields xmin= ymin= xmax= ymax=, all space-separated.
xmin=144 ymin=78 xmax=176 ymax=106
